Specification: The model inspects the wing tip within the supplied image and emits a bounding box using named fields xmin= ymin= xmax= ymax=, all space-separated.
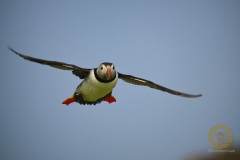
xmin=185 ymin=94 xmax=202 ymax=98
xmin=7 ymin=46 xmax=21 ymax=56
xmin=7 ymin=46 xmax=14 ymax=52
xmin=196 ymin=94 xmax=203 ymax=97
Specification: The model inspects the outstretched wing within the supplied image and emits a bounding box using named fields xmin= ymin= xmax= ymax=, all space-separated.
xmin=118 ymin=72 xmax=202 ymax=98
xmin=8 ymin=47 xmax=91 ymax=79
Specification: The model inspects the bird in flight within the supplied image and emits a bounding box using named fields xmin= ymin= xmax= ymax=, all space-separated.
xmin=8 ymin=47 xmax=202 ymax=105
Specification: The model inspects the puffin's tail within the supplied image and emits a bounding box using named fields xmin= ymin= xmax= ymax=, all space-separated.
xmin=62 ymin=95 xmax=75 ymax=105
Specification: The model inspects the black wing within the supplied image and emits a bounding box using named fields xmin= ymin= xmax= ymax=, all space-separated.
xmin=118 ymin=72 xmax=202 ymax=98
xmin=8 ymin=47 xmax=91 ymax=79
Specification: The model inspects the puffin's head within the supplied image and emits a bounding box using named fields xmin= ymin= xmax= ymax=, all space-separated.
xmin=97 ymin=62 xmax=116 ymax=81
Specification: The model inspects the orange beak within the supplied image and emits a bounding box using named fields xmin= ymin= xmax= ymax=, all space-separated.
xmin=106 ymin=66 xmax=111 ymax=80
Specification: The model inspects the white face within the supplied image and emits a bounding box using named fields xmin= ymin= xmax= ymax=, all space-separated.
xmin=97 ymin=63 xmax=116 ymax=81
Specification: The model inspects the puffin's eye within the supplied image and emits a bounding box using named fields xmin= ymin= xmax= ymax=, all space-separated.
xmin=112 ymin=66 xmax=115 ymax=70
xmin=100 ymin=66 xmax=103 ymax=70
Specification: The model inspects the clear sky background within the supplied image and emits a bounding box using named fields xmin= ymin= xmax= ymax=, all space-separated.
xmin=1 ymin=0 xmax=240 ymax=160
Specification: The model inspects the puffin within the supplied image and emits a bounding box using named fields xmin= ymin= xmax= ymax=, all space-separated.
xmin=8 ymin=47 xmax=202 ymax=105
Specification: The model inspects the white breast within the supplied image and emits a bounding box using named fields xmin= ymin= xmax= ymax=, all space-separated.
xmin=76 ymin=70 xmax=118 ymax=102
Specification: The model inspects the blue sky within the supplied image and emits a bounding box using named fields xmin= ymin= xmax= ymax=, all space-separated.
xmin=1 ymin=0 xmax=240 ymax=160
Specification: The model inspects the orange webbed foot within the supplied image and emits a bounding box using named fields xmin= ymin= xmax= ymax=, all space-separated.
xmin=62 ymin=95 xmax=75 ymax=105
xmin=104 ymin=95 xmax=116 ymax=104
